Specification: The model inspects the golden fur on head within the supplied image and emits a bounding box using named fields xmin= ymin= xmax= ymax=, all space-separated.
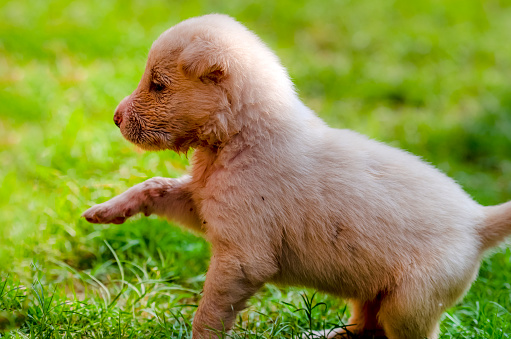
xmin=85 ymin=14 xmax=511 ymax=339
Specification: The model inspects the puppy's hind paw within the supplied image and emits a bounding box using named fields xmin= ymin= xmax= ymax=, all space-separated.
xmin=303 ymin=328 xmax=371 ymax=339
xmin=303 ymin=329 xmax=344 ymax=339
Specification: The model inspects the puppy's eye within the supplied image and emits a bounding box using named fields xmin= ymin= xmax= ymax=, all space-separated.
xmin=151 ymin=81 xmax=165 ymax=92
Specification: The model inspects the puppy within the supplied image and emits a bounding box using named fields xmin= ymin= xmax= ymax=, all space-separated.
xmin=83 ymin=14 xmax=511 ymax=338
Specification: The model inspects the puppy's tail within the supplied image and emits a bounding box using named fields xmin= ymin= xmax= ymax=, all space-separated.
xmin=479 ymin=201 xmax=511 ymax=251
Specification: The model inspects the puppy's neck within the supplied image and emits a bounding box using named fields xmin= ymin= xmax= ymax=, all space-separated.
xmin=192 ymin=132 xmax=248 ymax=174
xmin=190 ymin=97 xmax=315 ymax=185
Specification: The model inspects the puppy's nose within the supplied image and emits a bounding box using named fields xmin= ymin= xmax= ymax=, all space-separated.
xmin=113 ymin=111 xmax=123 ymax=127
xmin=113 ymin=96 xmax=130 ymax=128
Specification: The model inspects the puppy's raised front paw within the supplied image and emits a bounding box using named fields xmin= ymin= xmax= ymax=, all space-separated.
xmin=82 ymin=200 xmax=139 ymax=224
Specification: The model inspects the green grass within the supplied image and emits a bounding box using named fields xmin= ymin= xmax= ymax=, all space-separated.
xmin=1 ymin=0 xmax=511 ymax=337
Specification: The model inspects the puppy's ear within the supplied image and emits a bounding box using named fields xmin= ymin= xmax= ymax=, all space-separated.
xmin=178 ymin=37 xmax=229 ymax=84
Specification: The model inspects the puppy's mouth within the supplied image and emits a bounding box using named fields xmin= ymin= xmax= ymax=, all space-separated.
xmin=121 ymin=114 xmax=172 ymax=151
xmin=129 ymin=132 xmax=172 ymax=151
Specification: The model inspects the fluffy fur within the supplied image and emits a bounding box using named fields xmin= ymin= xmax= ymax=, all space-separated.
xmin=83 ymin=14 xmax=511 ymax=339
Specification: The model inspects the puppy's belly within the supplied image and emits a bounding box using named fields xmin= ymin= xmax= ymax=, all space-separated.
xmin=268 ymin=210 xmax=482 ymax=301
xmin=270 ymin=237 xmax=396 ymax=299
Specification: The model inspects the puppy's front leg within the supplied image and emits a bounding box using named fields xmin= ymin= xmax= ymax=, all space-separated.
xmin=193 ymin=253 xmax=262 ymax=338
xmin=82 ymin=176 xmax=202 ymax=231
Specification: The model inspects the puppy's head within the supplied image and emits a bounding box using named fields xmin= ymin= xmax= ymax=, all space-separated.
xmin=113 ymin=14 xmax=294 ymax=153
xmin=112 ymin=15 xmax=240 ymax=153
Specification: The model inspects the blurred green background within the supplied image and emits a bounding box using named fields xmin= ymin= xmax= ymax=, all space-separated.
xmin=0 ymin=0 xmax=510 ymax=337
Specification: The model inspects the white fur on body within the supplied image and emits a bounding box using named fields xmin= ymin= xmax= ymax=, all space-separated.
xmin=83 ymin=14 xmax=511 ymax=339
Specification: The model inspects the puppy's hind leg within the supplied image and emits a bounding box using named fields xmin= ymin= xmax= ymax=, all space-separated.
xmin=377 ymin=286 xmax=444 ymax=339
xmin=342 ymin=298 xmax=386 ymax=338
xmin=310 ymin=298 xmax=386 ymax=339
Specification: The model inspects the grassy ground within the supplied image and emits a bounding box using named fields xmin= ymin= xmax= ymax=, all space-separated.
xmin=1 ymin=0 xmax=511 ymax=337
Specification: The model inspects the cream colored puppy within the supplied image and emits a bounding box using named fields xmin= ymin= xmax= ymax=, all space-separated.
xmin=83 ymin=14 xmax=511 ymax=339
